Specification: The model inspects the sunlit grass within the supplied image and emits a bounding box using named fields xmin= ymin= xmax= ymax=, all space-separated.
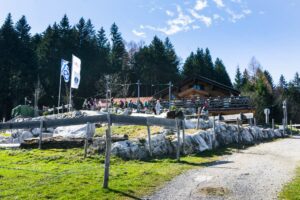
xmin=0 ymin=148 xmax=226 ymax=199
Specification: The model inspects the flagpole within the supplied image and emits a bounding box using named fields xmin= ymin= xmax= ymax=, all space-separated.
xmin=58 ymin=70 xmax=62 ymax=109
xmin=69 ymin=57 xmax=72 ymax=112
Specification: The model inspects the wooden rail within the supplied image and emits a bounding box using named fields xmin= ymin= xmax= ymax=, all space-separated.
xmin=0 ymin=114 xmax=184 ymax=189
xmin=0 ymin=114 xmax=177 ymax=130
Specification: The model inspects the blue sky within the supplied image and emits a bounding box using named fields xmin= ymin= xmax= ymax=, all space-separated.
xmin=0 ymin=0 xmax=299 ymax=83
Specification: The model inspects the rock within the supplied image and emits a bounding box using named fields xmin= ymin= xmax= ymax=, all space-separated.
xmin=19 ymin=131 xmax=33 ymax=143
xmin=87 ymin=138 xmax=106 ymax=154
xmin=191 ymin=132 xmax=209 ymax=152
xmin=274 ymin=129 xmax=283 ymax=137
xmin=111 ymin=140 xmax=148 ymax=160
xmin=240 ymin=129 xmax=254 ymax=145
xmin=150 ymin=134 xmax=174 ymax=156
xmin=53 ymin=124 xmax=95 ymax=138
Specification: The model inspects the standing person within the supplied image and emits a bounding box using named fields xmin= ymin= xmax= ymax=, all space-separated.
xmin=82 ymin=99 xmax=88 ymax=109
xmin=155 ymin=100 xmax=161 ymax=115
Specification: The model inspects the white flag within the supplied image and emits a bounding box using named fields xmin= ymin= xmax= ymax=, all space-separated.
xmin=71 ymin=55 xmax=81 ymax=89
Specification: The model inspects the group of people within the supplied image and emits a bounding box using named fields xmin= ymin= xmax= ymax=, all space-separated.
xmin=82 ymin=97 xmax=163 ymax=115
xmin=82 ymin=97 xmax=209 ymax=117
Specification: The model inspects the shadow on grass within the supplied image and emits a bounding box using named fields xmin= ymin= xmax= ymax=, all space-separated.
xmin=106 ymin=188 xmax=142 ymax=200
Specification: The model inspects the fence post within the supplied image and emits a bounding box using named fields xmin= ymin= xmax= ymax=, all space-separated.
xmin=272 ymin=119 xmax=275 ymax=130
xmin=254 ymin=118 xmax=257 ymax=127
xmin=237 ymin=118 xmax=241 ymax=149
xmin=38 ymin=120 xmax=43 ymax=149
xmin=282 ymin=118 xmax=285 ymax=137
xmin=146 ymin=119 xmax=152 ymax=157
xmin=290 ymin=120 xmax=293 ymax=135
xmin=181 ymin=120 xmax=185 ymax=155
xmin=84 ymin=122 xmax=90 ymax=159
xmin=249 ymin=118 xmax=253 ymax=127
xmin=176 ymin=118 xmax=180 ymax=162
xmin=196 ymin=107 xmax=201 ymax=129
xmin=213 ymin=116 xmax=216 ymax=134
xmin=103 ymin=114 xmax=112 ymax=189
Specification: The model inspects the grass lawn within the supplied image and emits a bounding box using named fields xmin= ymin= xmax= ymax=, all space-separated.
xmin=95 ymin=125 xmax=204 ymax=139
xmin=0 ymin=132 xmax=11 ymax=137
xmin=0 ymin=148 xmax=229 ymax=200
xmin=95 ymin=125 xmax=163 ymax=138
xmin=280 ymin=167 xmax=300 ymax=200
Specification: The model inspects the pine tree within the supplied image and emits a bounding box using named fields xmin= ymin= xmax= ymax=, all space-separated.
xmin=263 ymin=70 xmax=274 ymax=90
xmin=293 ymin=72 xmax=300 ymax=87
xmin=214 ymin=58 xmax=232 ymax=87
xmin=204 ymin=48 xmax=214 ymax=79
xmin=279 ymin=75 xmax=287 ymax=89
xmin=15 ymin=16 xmax=31 ymax=44
xmin=15 ymin=15 xmax=38 ymax=105
xmin=0 ymin=14 xmax=17 ymax=118
xmin=234 ymin=66 xmax=242 ymax=90
xmin=96 ymin=27 xmax=111 ymax=74
xmin=182 ymin=52 xmax=195 ymax=78
xmin=110 ymin=23 xmax=127 ymax=72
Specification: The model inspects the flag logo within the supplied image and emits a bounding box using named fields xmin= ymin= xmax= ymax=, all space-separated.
xmin=61 ymin=59 xmax=70 ymax=82
xmin=71 ymin=55 xmax=81 ymax=89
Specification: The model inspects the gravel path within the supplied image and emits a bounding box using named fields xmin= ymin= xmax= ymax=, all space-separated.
xmin=147 ymin=136 xmax=300 ymax=200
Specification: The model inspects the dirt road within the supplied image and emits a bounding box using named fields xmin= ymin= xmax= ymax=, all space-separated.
xmin=147 ymin=136 xmax=300 ymax=200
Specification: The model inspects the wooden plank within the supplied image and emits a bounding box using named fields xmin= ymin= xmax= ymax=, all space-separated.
xmin=146 ymin=124 xmax=152 ymax=157
xmin=103 ymin=114 xmax=112 ymax=188
xmin=84 ymin=122 xmax=90 ymax=159
xmin=0 ymin=114 xmax=178 ymax=130
xmin=182 ymin=120 xmax=185 ymax=155
xmin=38 ymin=120 xmax=43 ymax=149
xmin=176 ymin=119 xmax=180 ymax=162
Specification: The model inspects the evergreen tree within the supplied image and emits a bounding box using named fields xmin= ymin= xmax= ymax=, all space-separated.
xmin=278 ymin=75 xmax=287 ymax=89
xmin=214 ymin=58 xmax=232 ymax=87
xmin=234 ymin=66 xmax=242 ymax=90
xmin=15 ymin=16 xmax=31 ymax=44
xmin=241 ymin=69 xmax=251 ymax=90
xmin=15 ymin=15 xmax=38 ymax=105
xmin=0 ymin=13 xmax=17 ymax=118
xmin=96 ymin=27 xmax=111 ymax=74
xmin=293 ymin=72 xmax=300 ymax=87
xmin=182 ymin=52 xmax=195 ymax=78
xmin=204 ymin=48 xmax=214 ymax=79
xmin=263 ymin=70 xmax=274 ymax=90
xmin=110 ymin=23 xmax=127 ymax=72
xmin=253 ymin=71 xmax=274 ymax=122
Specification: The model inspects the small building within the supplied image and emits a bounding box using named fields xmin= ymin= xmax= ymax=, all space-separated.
xmin=153 ymin=76 xmax=240 ymax=100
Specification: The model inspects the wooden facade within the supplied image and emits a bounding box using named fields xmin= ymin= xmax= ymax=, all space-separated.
xmin=154 ymin=76 xmax=240 ymax=100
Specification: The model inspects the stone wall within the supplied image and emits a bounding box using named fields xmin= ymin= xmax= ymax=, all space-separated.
xmin=110 ymin=123 xmax=285 ymax=160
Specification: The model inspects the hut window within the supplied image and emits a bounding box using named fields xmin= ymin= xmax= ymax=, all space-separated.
xmin=193 ymin=84 xmax=204 ymax=91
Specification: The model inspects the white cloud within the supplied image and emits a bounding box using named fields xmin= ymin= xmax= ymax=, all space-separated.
xmin=192 ymin=25 xmax=201 ymax=30
xmin=132 ymin=29 xmax=146 ymax=38
xmin=243 ymin=9 xmax=252 ymax=15
xmin=166 ymin=10 xmax=174 ymax=17
xmin=189 ymin=9 xmax=212 ymax=27
xmin=142 ymin=5 xmax=194 ymax=35
xmin=213 ymin=14 xmax=224 ymax=21
xmin=194 ymin=0 xmax=208 ymax=11
xmin=230 ymin=0 xmax=242 ymax=3
xmin=213 ymin=0 xmax=225 ymax=8
xmin=226 ymin=8 xmax=252 ymax=23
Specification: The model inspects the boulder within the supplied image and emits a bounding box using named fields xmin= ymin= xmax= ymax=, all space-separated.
xmin=191 ymin=132 xmax=209 ymax=152
xmin=53 ymin=124 xmax=95 ymax=138
xmin=111 ymin=140 xmax=148 ymax=160
xmin=19 ymin=131 xmax=33 ymax=143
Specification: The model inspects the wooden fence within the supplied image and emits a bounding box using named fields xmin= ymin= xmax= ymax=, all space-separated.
xmin=0 ymin=114 xmax=185 ymax=188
